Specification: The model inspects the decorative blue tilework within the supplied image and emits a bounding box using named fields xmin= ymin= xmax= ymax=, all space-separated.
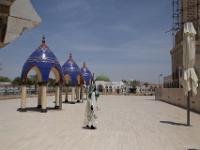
xmin=21 ymin=37 xmax=63 ymax=83
xmin=62 ymin=53 xmax=82 ymax=86
xmin=81 ymin=62 xmax=92 ymax=86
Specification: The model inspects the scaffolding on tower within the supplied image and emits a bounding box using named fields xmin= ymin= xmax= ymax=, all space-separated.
xmin=172 ymin=0 xmax=181 ymax=47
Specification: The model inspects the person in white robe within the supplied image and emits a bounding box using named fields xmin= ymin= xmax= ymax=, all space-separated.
xmin=84 ymin=84 xmax=99 ymax=129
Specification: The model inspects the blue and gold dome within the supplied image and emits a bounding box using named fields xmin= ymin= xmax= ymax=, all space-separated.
xmin=81 ymin=62 xmax=92 ymax=86
xmin=62 ymin=53 xmax=82 ymax=86
xmin=21 ymin=36 xmax=63 ymax=83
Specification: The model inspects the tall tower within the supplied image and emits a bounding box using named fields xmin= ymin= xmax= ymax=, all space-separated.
xmin=171 ymin=0 xmax=200 ymax=88
xmin=181 ymin=0 xmax=199 ymax=22
xmin=182 ymin=0 xmax=200 ymax=36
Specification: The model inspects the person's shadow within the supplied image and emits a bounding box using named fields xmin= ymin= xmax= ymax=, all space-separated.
xmin=17 ymin=107 xmax=59 ymax=112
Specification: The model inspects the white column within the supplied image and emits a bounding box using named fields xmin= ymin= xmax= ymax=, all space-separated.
xmin=37 ymin=86 xmax=42 ymax=108
xmin=75 ymin=87 xmax=78 ymax=100
xmin=58 ymin=84 xmax=62 ymax=109
xmin=65 ymin=87 xmax=68 ymax=102
xmin=80 ymin=87 xmax=83 ymax=102
xmin=71 ymin=87 xmax=75 ymax=104
xmin=55 ymin=86 xmax=59 ymax=109
xmin=21 ymin=85 xmax=27 ymax=111
xmin=86 ymin=88 xmax=88 ymax=100
xmin=41 ymin=85 xmax=47 ymax=112
xmin=77 ymin=86 xmax=80 ymax=102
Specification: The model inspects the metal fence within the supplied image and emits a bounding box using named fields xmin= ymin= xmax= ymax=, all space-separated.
xmin=0 ymin=86 xmax=57 ymax=96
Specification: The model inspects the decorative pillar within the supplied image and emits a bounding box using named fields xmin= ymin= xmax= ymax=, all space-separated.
xmin=85 ymin=87 xmax=88 ymax=100
xmin=80 ymin=86 xmax=83 ymax=102
xmin=75 ymin=87 xmax=78 ymax=100
xmin=20 ymin=85 xmax=27 ymax=112
xmin=41 ymin=83 xmax=47 ymax=112
xmin=37 ymin=86 xmax=42 ymax=108
xmin=77 ymin=86 xmax=80 ymax=102
xmin=55 ymin=85 xmax=59 ymax=109
xmin=71 ymin=87 xmax=75 ymax=104
xmin=58 ymin=83 xmax=62 ymax=109
xmin=64 ymin=86 xmax=69 ymax=103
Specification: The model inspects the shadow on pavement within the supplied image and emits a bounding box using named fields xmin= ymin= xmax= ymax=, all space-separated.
xmin=144 ymin=99 xmax=156 ymax=101
xmin=160 ymin=121 xmax=188 ymax=126
xmin=82 ymin=126 xmax=97 ymax=130
xmin=17 ymin=107 xmax=59 ymax=112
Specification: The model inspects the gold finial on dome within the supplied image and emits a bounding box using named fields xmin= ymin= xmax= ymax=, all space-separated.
xmin=42 ymin=35 xmax=46 ymax=44
xmin=69 ymin=53 xmax=72 ymax=59
xmin=83 ymin=62 xmax=87 ymax=68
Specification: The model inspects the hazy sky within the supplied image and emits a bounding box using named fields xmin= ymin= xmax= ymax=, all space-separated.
xmin=0 ymin=0 xmax=172 ymax=83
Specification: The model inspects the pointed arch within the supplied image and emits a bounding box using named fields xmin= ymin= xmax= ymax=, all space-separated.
xmin=77 ymin=74 xmax=84 ymax=85
xmin=64 ymin=74 xmax=71 ymax=85
xmin=50 ymin=67 xmax=61 ymax=82
xmin=24 ymin=65 xmax=42 ymax=82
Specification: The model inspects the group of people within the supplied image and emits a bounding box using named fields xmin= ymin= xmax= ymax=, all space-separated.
xmin=84 ymin=82 xmax=100 ymax=129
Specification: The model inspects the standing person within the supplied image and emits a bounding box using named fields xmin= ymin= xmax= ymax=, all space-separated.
xmin=84 ymin=83 xmax=99 ymax=129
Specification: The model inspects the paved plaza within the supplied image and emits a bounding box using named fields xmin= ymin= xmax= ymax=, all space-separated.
xmin=0 ymin=95 xmax=200 ymax=150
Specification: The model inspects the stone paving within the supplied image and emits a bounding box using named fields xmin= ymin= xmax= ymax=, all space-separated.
xmin=0 ymin=95 xmax=200 ymax=150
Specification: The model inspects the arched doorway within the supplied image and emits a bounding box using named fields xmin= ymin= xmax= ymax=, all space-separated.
xmin=97 ymin=84 xmax=103 ymax=93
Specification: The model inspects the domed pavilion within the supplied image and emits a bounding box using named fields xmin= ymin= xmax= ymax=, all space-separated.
xmin=81 ymin=62 xmax=93 ymax=86
xmin=81 ymin=62 xmax=93 ymax=100
xmin=20 ymin=36 xmax=63 ymax=112
xmin=62 ymin=53 xmax=83 ymax=104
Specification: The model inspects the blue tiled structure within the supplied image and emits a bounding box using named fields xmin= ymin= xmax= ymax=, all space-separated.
xmin=21 ymin=36 xmax=63 ymax=83
xmin=62 ymin=53 xmax=82 ymax=86
xmin=81 ymin=62 xmax=93 ymax=86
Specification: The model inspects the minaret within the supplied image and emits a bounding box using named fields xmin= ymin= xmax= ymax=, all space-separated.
xmin=171 ymin=0 xmax=200 ymax=88
xmin=181 ymin=0 xmax=200 ymax=36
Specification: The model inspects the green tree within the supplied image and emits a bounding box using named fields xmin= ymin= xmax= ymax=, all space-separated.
xmin=95 ymin=74 xmax=110 ymax=82
xmin=128 ymin=80 xmax=140 ymax=93
xmin=48 ymin=78 xmax=57 ymax=87
xmin=28 ymin=75 xmax=37 ymax=85
xmin=0 ymin=76 xmax=11 ymax=82
xmin=130 ymin=80 xmax=140 ymax=88
xmin=12 ymin=77 xmax=23 ymax=85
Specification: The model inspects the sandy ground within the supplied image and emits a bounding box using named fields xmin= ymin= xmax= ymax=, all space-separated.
xmin=0 ymin=95 xmax=200 ymax=150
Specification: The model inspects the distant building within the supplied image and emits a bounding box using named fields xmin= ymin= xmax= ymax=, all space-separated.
xmin=95 ymin=81 xmax=127 ymax=94
xmin=136 ymin=83 xmax=158 ymax=95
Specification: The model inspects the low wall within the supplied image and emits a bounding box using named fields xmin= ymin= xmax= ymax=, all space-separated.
xmin=155 ymin=88 xmax=200 ymax=113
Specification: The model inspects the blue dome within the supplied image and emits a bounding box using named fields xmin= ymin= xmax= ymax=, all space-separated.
xmin=81 ymin=62 xmax=92 ymax=86
xmin=62 ymin=53 xmax=82 ymax=86
xmin=21 ymin=37 xmax=63 ymax=83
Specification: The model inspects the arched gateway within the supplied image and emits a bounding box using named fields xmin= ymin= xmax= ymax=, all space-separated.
xmin=20 ymin=36 xmax=63 ymax=112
